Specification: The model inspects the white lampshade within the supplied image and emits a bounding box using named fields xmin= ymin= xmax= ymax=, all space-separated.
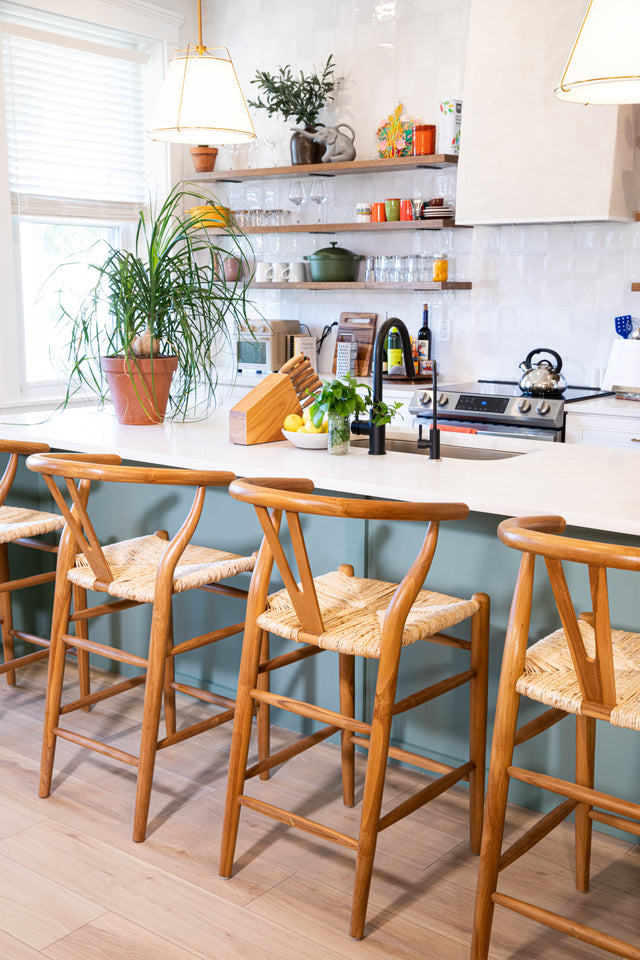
xmin=148 ymin=46 xmax=255 ymax=144
xmin=556 ymin=0 xmax=640 ymax=104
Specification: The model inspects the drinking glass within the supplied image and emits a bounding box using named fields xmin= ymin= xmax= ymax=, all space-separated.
xmin=309 ymin=178 xmax=328 ymax=223
xmin=288 ymin=180 xmax=306 ymax=224
xmin=364 ymin=256 xmax=375 ymax=283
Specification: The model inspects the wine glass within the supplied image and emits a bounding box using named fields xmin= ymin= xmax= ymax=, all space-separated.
xmin=288 ymin=180 xmax=306 ymax=224
xmin=309 ymin=178 xmax=328 ymax=223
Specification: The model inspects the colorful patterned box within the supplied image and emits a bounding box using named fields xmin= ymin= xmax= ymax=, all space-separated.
xmin=437 ymin=100 xmax=462 ymax=155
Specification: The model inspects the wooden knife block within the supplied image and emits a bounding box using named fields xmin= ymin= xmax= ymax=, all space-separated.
xmin=229 ymin=373 xmax=302 ymax=444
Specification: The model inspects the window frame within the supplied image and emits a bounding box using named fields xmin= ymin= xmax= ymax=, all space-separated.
xmin=0 ymin=0 xmax=183 ymax=410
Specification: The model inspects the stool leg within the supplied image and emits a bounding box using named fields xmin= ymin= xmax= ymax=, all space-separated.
xmin=0 ymin=544 xmax=16 ymax=686
xmin=469 ymin=593 xmax=490 ymax=853
xmin=133 ymin=596 xmax=171 ymax=842
xmin=339 ymin=652 xmax=355 ymax=807
xmin=350 ymin=639 xmax=402 ymax=940
xmin=71 ymin=585 xmax=91 ymax=710
xmin=575 ymin=714 xmax=596 ymax=892
xmin=163 ymin=608 xmax=177 ymax=738
xmin=220 ymin=618 xmax=265 ymax=878
xmin=256 ymin=629 xmax=270 ymax=780
xmin=39 ymin=571 xmax=73 ymax=797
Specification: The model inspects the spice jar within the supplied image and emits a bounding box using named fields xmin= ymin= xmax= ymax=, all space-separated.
xmin=355 ymin=203 xmax=372 ymax=223
xmin=432 ymin=254 xmax=448 ymax=282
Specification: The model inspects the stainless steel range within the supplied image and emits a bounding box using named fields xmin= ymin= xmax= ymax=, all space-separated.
xmin=408 ymin=380 xmax=613 ymax=442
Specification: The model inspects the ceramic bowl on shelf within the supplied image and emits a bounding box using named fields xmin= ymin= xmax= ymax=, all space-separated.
xmin=282 ymin=429 xmax=328 ymax=449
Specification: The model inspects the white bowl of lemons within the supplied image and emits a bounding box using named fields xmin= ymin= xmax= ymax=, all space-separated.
xmin=282 ymin=409 xmax=328 ymax=449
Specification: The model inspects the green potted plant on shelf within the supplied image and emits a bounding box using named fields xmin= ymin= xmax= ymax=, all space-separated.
xmin=53 ymin=183 xmax=253 ymax=424
xmin=308 ymin=373 xmax=401 ymax=455
xmin=247 ymin=55 xmax=339 ymax=164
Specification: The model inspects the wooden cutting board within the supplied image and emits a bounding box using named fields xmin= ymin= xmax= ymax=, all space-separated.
xmin=229 ymin=373 xmax=302 ymax=444
xmin=332 ymin=313 xmax=377 ymax=376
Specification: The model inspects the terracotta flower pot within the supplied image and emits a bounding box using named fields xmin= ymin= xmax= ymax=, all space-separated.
xmin=101 ymin=355 xmax=178 ymax=425
xmin=189 ymin=146 xmax=218 ymax=173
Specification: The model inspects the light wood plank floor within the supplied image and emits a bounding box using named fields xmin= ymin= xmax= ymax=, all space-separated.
xmin=0 ymin=662 xmax=639 ymax=959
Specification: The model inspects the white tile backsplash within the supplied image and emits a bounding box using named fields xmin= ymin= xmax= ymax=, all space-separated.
xmin=204 ymin=0 xmax=640 ymax=387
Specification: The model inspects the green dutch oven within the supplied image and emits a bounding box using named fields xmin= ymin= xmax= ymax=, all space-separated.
xmin=303 ymin=241 xmax=363 ymax=281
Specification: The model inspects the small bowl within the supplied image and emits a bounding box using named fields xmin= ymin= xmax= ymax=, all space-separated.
xmin=282 ymin=429 xmax=328 ymax=449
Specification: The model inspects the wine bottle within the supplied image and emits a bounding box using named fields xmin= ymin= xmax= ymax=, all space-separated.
xmin=387 ymin=326 xmax=402 ymax=374
xmin=417 ymin=304 xmax=432 ymax=373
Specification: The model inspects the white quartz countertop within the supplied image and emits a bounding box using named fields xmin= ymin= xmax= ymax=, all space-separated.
xmin=1 ymin=404 xmax=638 ymax=537
xmin=564 ymin=394 xmax=640 ymax=419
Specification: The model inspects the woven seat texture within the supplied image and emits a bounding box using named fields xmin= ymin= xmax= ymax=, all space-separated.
xmin=516 ymin=620 xmax=640 ymax=731
xmin=67 ymin=533 xmax=256 ymax=602
xmin=0 ymin=505 xmax=64 ymax=544
xmin=256 ymin=569 xmax=480 ymax=658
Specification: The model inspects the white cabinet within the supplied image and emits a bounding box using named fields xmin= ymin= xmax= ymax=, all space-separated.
xmin=565 ymin=411 xmax=640 ymax=447
xmin=456 ymin=0 xmax=640 ymax=225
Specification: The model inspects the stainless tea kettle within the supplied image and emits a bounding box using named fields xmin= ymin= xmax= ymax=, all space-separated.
xmin=518 ymin=348 xmax=567 ymax=396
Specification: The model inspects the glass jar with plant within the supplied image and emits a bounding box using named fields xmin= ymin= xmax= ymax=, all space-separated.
xmin=308 ymin=373 xmax=401 ymax=456
xmin=53 ymin=184 xmax=253 ymax=424
xmin=247 ymin=55 xmax=339 ymax=165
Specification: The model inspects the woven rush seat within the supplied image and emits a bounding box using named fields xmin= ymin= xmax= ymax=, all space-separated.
xmin=516 ymin=621 xmax=640 ymax=731
xmin=258 ymin=569 xmax=480 ymax=657
xmin=0 ymin=505 xmax=63 ymax=544
xmin=68 ymin=533 xmax=256 ymax=602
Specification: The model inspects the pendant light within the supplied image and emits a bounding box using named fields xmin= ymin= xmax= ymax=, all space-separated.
xmin=555 ymin=0 xmax=640 ymax=104
xmin=148 ymin=0 xmax=255 ymax=144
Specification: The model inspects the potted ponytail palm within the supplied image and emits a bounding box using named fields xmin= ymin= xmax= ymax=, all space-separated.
xmin=56 ymin=183 xmax=253 ymax=423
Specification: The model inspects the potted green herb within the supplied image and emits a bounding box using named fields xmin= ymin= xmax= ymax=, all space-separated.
xmin=248 ymin=55 xmax=339 ymax=164
xmin=308 ymin=373 xmax=401 ymax=455
xmin=53 ymin=183 xmax=253 ymax=423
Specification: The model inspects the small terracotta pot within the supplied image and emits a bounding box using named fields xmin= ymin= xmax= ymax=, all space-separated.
xmin=101 ymin=355 xmax=178 ymax=425
xmin=223 ymin=257 xmax=241 ymax=282
xmin=189 ymin=146 xmax=218 ymax=173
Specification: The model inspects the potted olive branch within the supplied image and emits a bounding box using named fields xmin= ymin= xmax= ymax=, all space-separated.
xmin=308 ymin=373 xmax=401 ymax=455
xmin=247 ymin=55 xmax=339 ymax=164
xmin=52 ymin=183 xmax=254 ymax=423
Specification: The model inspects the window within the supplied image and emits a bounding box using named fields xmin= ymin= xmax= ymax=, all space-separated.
xmin=0 ymin=0 xmax=179 ymax=405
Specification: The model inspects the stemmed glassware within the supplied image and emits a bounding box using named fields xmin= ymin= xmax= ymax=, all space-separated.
xmin=309 ymin=178 xmax=328 ymax=223
xmin=288 ymin=180 xmax=306 ymax=224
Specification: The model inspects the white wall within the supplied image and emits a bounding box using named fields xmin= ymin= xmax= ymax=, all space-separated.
xmin=202 ymin=0 xmax=640 ymax=386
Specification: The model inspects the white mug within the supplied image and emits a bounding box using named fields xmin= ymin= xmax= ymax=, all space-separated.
xmin=254 ymin=261 xmax=273 ymax=283
xmin=287 ymin=262 xmax=306 ymax=282
xmin=272 ymin=262 xmax=289 ymax=282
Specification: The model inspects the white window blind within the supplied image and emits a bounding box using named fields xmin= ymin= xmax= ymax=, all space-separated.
xmin=3 ymin=23 xmax=150 ymax=219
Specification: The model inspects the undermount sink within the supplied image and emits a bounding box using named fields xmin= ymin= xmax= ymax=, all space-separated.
xmin=350 ymin=437 xmax=522 ymax=460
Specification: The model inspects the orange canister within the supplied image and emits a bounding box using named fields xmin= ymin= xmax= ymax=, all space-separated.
xmin=412 ymin=124 xmax=436 ymax=156
xmin=432 ymin=255 xmax=448 ymax=282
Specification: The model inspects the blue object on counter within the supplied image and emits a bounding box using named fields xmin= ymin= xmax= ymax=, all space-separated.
xmin=615 ymin=315 xmax=633 ymax=338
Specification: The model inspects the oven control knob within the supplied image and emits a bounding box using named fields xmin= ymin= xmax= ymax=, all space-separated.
xmin=536 ymin=400 xmax=551 ymax=416
xmin=517 ymin=399 xmax=531 ymax=414
xmin=419 ymin=391 xmax=432 ymax=406
xmin=437 ymin=394 xmax=449 ymax=407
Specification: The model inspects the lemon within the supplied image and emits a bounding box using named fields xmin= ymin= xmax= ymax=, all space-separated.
xmin=304 ymin=420 xmax=324 ymax=434
xmin=284 ymin=413 xmax=304 ymax=432
xmin=320 ymin=419 xmax=329 ymax=433
xmin=296 ymin=424 xmax=307 ymax=432
xmin=302 ymin=407 xmax=312 ymax=424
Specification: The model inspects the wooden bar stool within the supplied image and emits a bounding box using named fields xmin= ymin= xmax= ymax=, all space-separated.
xmin=220 ymin=476 xmax=490 ymax=939
xmin=0 ymin=439 xmax=88 ymax=694
xmin=26 ymin=452 xmax=258 ymax=842
xmin=472 ymin=516 xmax=640 ymax=960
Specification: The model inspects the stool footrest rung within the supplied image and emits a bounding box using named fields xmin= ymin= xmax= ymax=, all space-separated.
xmin=492 ymin=892 xmax=640 ymax=960
xmin=590 ymin=809 xmax=640 ymax=838
xmin=250 ymin=687 xmax=371 ymax=735
xmin=170 ymin=682 xmax=235 ymax=710
xmin=0 ymin=570 xmax=57 ymax=593
xmin=13 ymin=537 xmax=58 ymax=553
xmin=393 ymin=669 xmax=474 ymax=716
xmin=508 ymin=766 xmax=640 ymax=823
xmin=62 ymin=633 xmax=148 ymax=668
xmin=0 ymin=647 xmax=49 ymax=674
xmin=52 ymin=726 xmax=139 ymax=767
xmin=379 ymin=761 xmax=473 ymax=831
xmin=258 ymin=643 xmax=323 ymax=674
xmin=352 ymin=735 xmax=465 ymax=778
xmin=70 ymin=598 xmax=141 ymax=622
xmin=60 ymin=674 xmax=146 ymax=714
xmin=158 ymin=709 xmax=235 ymax=749
xmin=238 ymin=794 xmax=358 ymax=850
xmin=7 ymin=630 xmax=49 ymax=648
xmin=171 ymin=622 xmax=245 ymax=657
xmin=246 ymin=724 xmax=339 ymax=779
xmin=499 ymin=798 xmax=577 ymax=872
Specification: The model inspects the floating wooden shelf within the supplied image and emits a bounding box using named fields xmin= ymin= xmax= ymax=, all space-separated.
xmin=206 ymin=218 xmax=463 ymax=236
xmin=184 ymin=154 xmax=459 ymax=184
xmin=251 ymin=281 xmax=472 ymax=291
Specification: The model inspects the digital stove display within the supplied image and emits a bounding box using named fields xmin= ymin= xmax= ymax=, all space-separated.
xmin=455 ymin=395 xmax=510 ymax=414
